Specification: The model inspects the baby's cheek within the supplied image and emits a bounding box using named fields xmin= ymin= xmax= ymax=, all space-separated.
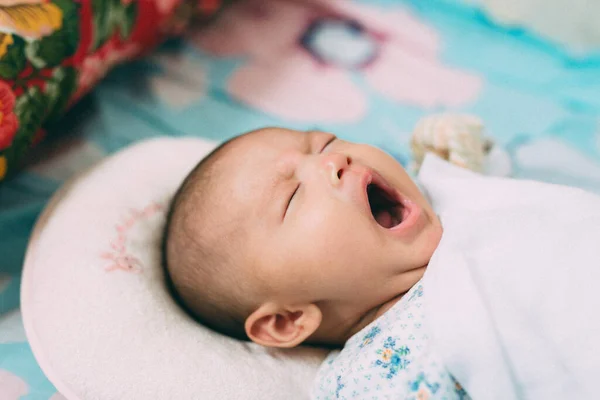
xmin=321 ymin=202 xmax=357 ymax=230
xmin=298 ymin=206 xmax=341 ymax=240
xmin=324 ymin=215 xmax=375 ymax=254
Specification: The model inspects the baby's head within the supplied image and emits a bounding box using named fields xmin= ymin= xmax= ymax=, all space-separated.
xmin=163 ymin=127 xmax=442 ymax=348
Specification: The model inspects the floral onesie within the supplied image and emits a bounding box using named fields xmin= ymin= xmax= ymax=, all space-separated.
xmin=311 ymin=283 xmax=469 ymax=400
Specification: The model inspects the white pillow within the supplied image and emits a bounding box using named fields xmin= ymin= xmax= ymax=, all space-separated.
xmin=21 ymin=137 xmax=328 ymax=400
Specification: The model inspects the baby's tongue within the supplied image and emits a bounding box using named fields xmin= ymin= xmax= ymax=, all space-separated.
xmin=375 ymin=210 xmax=393 ymax=229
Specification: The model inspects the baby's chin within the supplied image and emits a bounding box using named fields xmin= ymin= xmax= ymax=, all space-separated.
xmin=388 ymin=213 xmax=442 ymax=278
xmin=417 ymin=213 xmax=444 ymax=261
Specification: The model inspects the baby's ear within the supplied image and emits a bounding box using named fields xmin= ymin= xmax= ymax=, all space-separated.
xmin=245 ymin=303 xmax=322 ymax=348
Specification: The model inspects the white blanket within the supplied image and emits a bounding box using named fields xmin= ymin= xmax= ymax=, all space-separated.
xmin=419 ymin=155 xmax=600 ymax=399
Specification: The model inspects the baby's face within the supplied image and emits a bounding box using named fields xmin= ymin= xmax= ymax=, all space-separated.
xmin=211 ymin=128 xmax=442 ymax=345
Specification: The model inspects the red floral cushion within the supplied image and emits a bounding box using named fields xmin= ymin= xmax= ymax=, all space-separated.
xmin=0 ymin=0 xmax=226 ymax=181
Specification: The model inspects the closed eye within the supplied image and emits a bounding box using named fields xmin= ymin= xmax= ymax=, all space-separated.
xmin=321 ymin=136 xmax=336 ymax=153
xmin=284 ymin=183 xmax=300 ymax=219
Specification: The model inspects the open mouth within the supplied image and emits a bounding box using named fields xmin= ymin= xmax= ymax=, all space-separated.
xmin=366 ymin=178 xmax=405 ymax=229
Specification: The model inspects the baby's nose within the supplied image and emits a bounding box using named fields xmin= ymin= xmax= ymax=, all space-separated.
xmin=321 ymin=152 xmax=351 ymax=186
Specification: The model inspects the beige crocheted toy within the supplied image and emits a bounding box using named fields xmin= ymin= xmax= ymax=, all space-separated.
xmin=411 ymin=113 xmax=493 ymax=174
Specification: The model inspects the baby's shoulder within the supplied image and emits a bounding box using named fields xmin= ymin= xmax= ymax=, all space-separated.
xmin=311 ymin=283 xmax=468 ymax=399
xmin=311 ymin=284 xmax=425 ymax=398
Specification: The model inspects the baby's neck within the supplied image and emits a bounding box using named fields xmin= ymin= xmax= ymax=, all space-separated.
xmin=373 ymin=293 xmax=404 ymax=320
xmin=328 ymin=266 xmax=429 ymax=346
xmin=340 ymin=293 xmax=405 ymax=344
xmin=360 ymin=267 xmax=428 ymax=330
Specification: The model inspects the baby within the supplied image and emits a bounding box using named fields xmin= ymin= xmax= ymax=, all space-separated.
xmin=164 ymin=125 xmax=600 ymax=399
xmin=163 ymin=127 xmax=442 ymax=347
xmin=162 ymin=126 xmax=473 ymax=399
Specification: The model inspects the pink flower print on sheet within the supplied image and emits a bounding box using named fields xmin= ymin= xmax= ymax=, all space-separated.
xmin=0 ymin=370 xmax=28 ymax=400
xmin=101 ymin=202 xmax=164 ymax=273
xmin=192 ymin=0 xmax=482 ymax=122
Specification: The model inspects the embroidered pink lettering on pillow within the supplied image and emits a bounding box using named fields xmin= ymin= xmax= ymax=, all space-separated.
xmin=101 ymin=202 xmax=164 ymax=273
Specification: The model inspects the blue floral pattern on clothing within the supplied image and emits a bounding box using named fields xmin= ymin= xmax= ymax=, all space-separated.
xmin=311 ymin=283 xmax=470 ymax=400
xmin=375 ymin=337 xmax=411 ymax=379
xmin=408 ymin=372 xmax=441 ymax=399
xmin=359 ymin=326 xmax=381 ymax=348
xmin=335 ymin=376 xmax=345 ymax=399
